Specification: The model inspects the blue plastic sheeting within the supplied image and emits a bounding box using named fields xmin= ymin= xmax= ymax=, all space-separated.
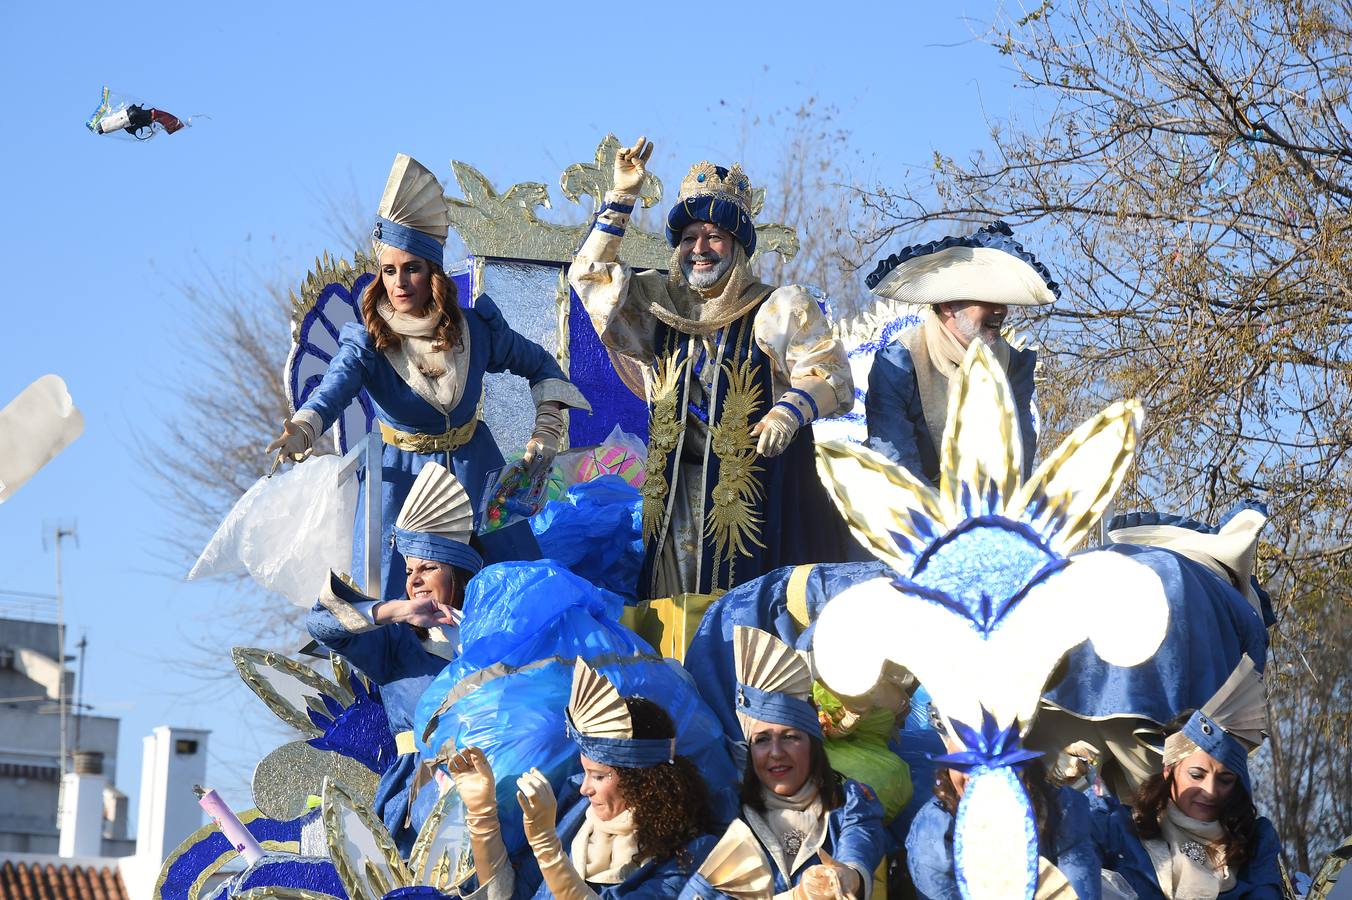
xmin=530 ymin=476 xmax=644 ymax=601
xmin=412 ymin=561 xmax=738 ymax=851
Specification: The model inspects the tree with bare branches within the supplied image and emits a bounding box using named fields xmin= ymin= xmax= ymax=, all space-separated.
xmin=867 ymin=0 xmax=1352 ymax=870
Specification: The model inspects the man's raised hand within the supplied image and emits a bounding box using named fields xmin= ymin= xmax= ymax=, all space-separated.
xmin=613 ymin=135 xmax=654 ymax=194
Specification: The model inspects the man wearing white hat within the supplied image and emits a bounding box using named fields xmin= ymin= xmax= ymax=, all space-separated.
xmin=863 ymin=221 xmax=1058 ymax=485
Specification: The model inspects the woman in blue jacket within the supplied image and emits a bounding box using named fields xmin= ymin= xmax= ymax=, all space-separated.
xmin=732 ymin=626 xmax=886 ymax=898
xmin=905 ymin=702 xmax=1102 ymax=900
xmin=1092 ymin=656 xmax=1283 ymax=899
xmin=269 ymin=153 xmax=589 ymax=599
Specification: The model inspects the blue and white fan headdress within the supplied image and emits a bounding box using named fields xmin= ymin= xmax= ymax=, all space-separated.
xmin=392 ymin=463 xmax=482 ymax=574
xmin=1162 ymin=654 xmax=1267 ymax=797
xmin=372 ymin=153 xmax=449 ymax=266
xmin=733 ymin=625 xmax=822 ymax=741
xmin=811 ymin=340 xmax=1170 ymax=900
xmin=566 ymin=660 xmax=675 ymax=768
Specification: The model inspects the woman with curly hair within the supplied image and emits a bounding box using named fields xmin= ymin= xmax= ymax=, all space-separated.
xmin=1093 ymin=656 xmax=1283 ymax=899
xmin=455 ymin=661 xmax=756 ymax=899
xmin=267 ymin=153 xmax=589 ymax=600
xmin=733 ymin=627 xmax=886 ymax=899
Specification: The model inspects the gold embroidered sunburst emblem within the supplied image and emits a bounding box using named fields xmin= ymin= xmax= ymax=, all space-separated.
xmin=641 ymin=351 xmax=688 ymax=540
xmin=706 ymin=356 xmax=767 ymax=569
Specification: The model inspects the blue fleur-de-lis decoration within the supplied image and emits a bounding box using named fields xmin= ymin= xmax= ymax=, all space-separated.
xmin=811 ymin=341 xmax=1171 ymax=900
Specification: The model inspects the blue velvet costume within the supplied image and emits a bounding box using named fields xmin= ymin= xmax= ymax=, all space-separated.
xmin=510 ymin=776 xmax=720 ymax=900
xmin=865 ymin=338 xmax=1037 ymax=485
xmin=298 ymin=295 xmax=579 ymax=598
xmin=637 ymin=311 xmax=864 ymax=598
xmin=1043 ymin=541 xmax=1270 ymax=731
xmin=306 ymin=600 xmax=454 ymax=855
xmin=1088 ymin=794 xmax=1283 ymax=899
xmin=906 ymin=786 xmax=1102 ymax=900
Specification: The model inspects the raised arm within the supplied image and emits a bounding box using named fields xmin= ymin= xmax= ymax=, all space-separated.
xmin=567 ymin=135 xmax=661 ymax=364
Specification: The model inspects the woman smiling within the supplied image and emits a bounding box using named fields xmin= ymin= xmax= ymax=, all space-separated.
xmin=306 ymin=463 xmax=481 ymax=853
xmin=1095 ymin=656 xmax=1283 ymax=898
xmin=734 ymin=626 xmax=886 ymax=899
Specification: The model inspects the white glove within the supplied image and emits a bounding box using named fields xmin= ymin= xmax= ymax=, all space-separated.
xmin=449 ymin=747 xmax=508 ymax=887
xmin=751 ymin=405 xmax=800 ymax=458
xmin=613 ymin=135 xmax=653 ymax=194
xmin=265 ymin=417 xmax=314 ymax=464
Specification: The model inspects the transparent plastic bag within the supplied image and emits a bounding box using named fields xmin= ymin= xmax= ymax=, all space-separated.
xmin=189 ymin=454 xmax=357 ymax=607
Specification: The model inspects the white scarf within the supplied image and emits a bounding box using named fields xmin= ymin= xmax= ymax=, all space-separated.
xmin=1141 ymin=802 xmax=1235 ymax=899
xmin=744 ymin=782 xmax=826 ymax=880
xmin=377 ymin=301 xmax=469 ymax=414
xmin=570 ymin=807 xmax=641 ymax=884
xmin=907 ymin=310 xmax=1012 ymax=453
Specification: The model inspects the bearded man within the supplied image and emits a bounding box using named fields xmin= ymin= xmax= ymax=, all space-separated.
xmin=568 ymin=136 xmax=859 ymax=601
xmin=864 ymin=221 xmax=1058 ymax=485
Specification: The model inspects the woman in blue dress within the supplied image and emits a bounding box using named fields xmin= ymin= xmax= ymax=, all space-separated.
xmin=732 ymin=626 xmax=887 ymax=899
xmin=1092 ymin=657 xmax=1283 ymax=899
xmin=269 ymin=153 xmax=589 ymax=599
xmin=307 ymin=462 xmax=483 ymax=855
xmin=906 ymin=703 xmax=1103 ymax=900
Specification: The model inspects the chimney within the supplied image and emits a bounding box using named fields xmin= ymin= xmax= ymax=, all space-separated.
xmin=134 ymin=726 xmax=209 ymax=866
xmin=58 ymin=750 xmax=106 ymax=858
xmin=103 ymin=785 xmax=129 ymax=841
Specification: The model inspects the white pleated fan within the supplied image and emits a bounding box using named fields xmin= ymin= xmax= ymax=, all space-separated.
xmin=378 ymin=154 xmax=449 ymax=241
xmin=734 ymin=625 xmax=814 ymax=699
xmin=694 ymin=819 xmax=772 ymax=898
xmin=568 ymin=660 xmax=632 ymax=739
xmin=395 ymin=463 xmax=474 ymax=545
xmin=1202 ymin=654 xmax=1268 ymax=753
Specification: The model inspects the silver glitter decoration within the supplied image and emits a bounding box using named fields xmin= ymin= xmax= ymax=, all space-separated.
xmin=251 ymin=740 xmax=380 ymax=821
xmin=1179 ymin=840 xmax=1208 ymax=864
xmin=478 ymin=261 xmax=565 ymax=453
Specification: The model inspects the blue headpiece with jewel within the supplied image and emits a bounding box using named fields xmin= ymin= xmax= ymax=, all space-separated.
xmin=666 ymin=161 xmax=758 ymax=255
xmin=1163 ymin=655 xmax=1267 ymax=797
xmin=733 ymin=626 xmax=822 ymax=739
xmin=371 ymin=153 xmax=449 ymax=266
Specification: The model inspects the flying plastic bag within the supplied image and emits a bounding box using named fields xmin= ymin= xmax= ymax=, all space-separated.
xmin=0 ymin=375 xmax=83 ymax=504
xmin=413 ymin=561 xmax=739 ymax=850
xmin=189 ymin=454 xmax=357 ymax=607
xmin=531 ymin=475 xmax=643 ymax=600
xmin=86 ymin=86 xmax=198 ymax=140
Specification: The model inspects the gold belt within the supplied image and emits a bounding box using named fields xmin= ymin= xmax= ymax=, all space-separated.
xmin=380 ymin=418 xmax=479 ymax=453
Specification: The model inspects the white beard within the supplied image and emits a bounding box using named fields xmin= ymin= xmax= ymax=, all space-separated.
xmin=682 ymin=252 xmax=734 ymax=290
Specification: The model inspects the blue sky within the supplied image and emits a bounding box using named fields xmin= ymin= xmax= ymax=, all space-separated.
xmin=1 ymin=0 xmax=1019 ymax=838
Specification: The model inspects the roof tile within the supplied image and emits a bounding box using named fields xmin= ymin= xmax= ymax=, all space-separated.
xmin=0 ymin=861 xmax=127 ymax=900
